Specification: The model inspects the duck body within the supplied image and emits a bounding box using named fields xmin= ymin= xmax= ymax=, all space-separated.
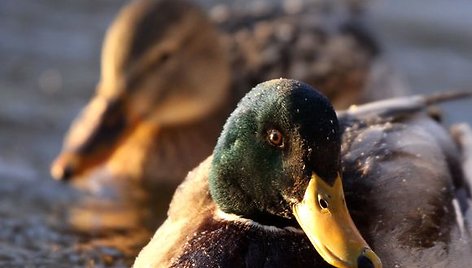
xmin=134 ymin=80 xmax=471 ymax=267
xmin=214 ymin=1 xmax=389 ymax=109
xmin=51 ymin=0 xmax=403 ymax=186
xmin=133 ymin=157 xmax=328 ymax=268
xmin=339 ymin=100 xmax=470 ymax=266
xmin=170 ymin=215 xmax=322 ymax=267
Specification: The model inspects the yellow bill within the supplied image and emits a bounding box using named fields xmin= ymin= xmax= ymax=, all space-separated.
xmin=293 ymin=173 xmax=382 ymax=268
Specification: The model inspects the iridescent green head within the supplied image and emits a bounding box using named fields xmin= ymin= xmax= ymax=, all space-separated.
xmin=209 ymin=79 xmax=381 ymax=268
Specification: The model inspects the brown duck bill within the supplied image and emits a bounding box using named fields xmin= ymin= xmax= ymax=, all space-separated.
xmin=50 ymin=96 xmax=131 ymax=181
xmin=292 ymin=173 xmax=382 ymax=268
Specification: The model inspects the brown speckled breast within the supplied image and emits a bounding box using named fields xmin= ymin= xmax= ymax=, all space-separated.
xmin=171 ymin=217 xmax=332 ymax=268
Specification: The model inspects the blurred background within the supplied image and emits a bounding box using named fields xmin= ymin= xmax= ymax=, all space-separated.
xmin=0 ymin=0 xmax=471 ymax=266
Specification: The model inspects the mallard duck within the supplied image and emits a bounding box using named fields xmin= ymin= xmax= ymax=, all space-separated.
xmin=50 ymin=0 xmax=404 ymax=184
xmin=133 ymin=79 xmax=472 ymax=267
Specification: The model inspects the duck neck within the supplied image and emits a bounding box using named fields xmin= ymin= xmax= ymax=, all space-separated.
xmin=210 ymin=175 xmax=299 ymax=229
xmin=218 ymin=200 xmax=299 ymax=229
xmin=244 ymin=211 xmax=299 ymax=228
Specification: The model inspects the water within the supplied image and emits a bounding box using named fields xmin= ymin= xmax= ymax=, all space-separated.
xmin=1 ymin=0 xmax=471 ymax=266
xmin=369 ymin=0 xmax=472 ymax=126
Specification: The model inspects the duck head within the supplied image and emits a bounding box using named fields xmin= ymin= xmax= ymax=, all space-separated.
xmin=51 ymin=0 xmax=230 ymax=180
xmin=209 ymin=79 xmax=381 ymax=268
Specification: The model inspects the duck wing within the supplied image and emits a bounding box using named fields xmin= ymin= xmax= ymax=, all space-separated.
xmin=337 ymin=91 xmax=472 ymax=266
xmin=337 ymin=91 xmax=472 ymax=122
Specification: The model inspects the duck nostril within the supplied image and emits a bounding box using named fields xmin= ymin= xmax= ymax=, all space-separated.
xmin=51 ymin=162 xmax=74 ymax=181
xmin=61 ymin=165 xmax=74 ymax=181
xmin=357 ymin=254 xmax=375 ymax=268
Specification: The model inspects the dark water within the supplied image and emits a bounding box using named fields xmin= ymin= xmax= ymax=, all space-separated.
xmin=0 ymin=0 xmax=471 ymax=266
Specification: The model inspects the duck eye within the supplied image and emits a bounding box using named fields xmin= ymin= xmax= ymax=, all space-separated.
xmin=159 ymin=51 xmax=171 ymax=64
xmin=267 ymin=129 xmax=284 ymax=147
xmin=162 ymin=53 xmax=170 ymax=62
xmin=318 ymin=195 xmax=329 ymax=209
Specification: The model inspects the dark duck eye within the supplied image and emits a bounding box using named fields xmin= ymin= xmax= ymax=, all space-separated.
xmin=267 ymin=129 xmax=284 ymax=148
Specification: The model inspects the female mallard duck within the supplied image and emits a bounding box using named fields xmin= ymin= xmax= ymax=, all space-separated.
xmin=134 ymin=79 xmax=472 ymax=267
xmin=50 ymin=0 xmax=404 ymax=184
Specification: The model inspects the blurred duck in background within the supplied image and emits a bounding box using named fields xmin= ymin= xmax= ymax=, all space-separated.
xmin=50 ymin=0 xmax=405 ymax=186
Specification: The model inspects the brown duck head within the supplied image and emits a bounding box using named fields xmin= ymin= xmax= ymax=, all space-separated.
xmin=51 ymin=0 xmax=230 ymax=180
